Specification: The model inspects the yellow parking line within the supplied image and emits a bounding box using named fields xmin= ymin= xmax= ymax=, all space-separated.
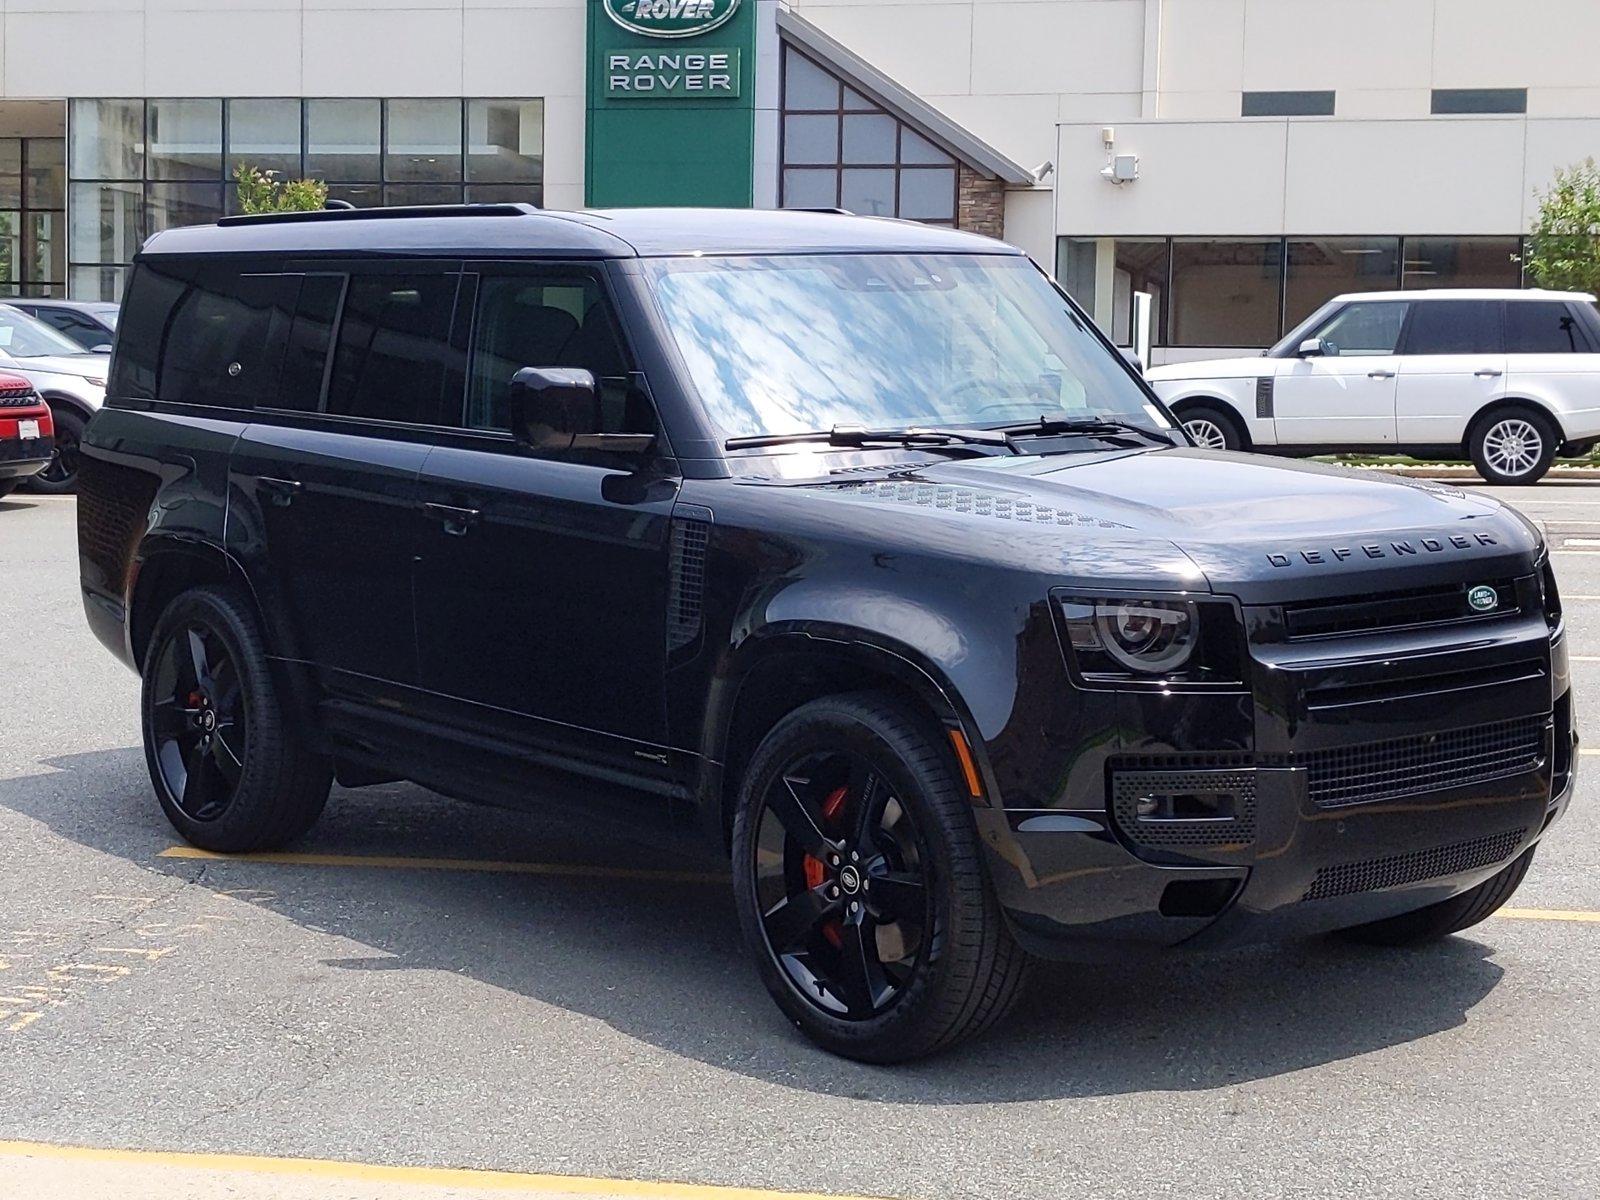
xmin=0 ymin=1139 xmax=880 ymax=1199
xmin=1497 ymin=908 xmax=1600 ymax=923
xmin=158 ymin=846 xmax=724 ymax=885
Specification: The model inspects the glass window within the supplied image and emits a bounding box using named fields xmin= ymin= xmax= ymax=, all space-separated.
xmin=466 ymin=99 xmax=543 ymax=183
xmin=306 ymin=100 xmax=381 ymax=181
xmin=642 ymin=253 xmax=1158 ymax=441
xmin=900 ymin=128 xmax=952 ymax=166
xmin=898 ymin=169 xmax=955 ymax=221
xmin=70 ymin=265 xmax=127 ymax=302
xmin=226 ymin=99 xmax=303 ymax=177
xmin=71 ymin=99 xmax=143 ymax=180
xmin=0 ymin=304 xmax=94 ymax=357
xmin=147 ymin=182 xmax=223 ymax=235
xmin=784 ymin=51 xmax=839 ymax=111
xmin=784 ymin=115 xmax=837 ymax=166
xmin=1402 ymin=237 xmax=1521 ymax=288
xmin=326 ymin=182 xmax=383 ymax=209
xmin=26 ymin=139 xmax=64 ymax=208
xmin=274 ymin=275 xmax=344 ymax=411
xmin=1170 ymin=239 xmax=1282 ymax=347
xmin=69 ymin=181 xmax=143 ymax=268
xmin=1056 ymin=237 xmax=1098 ymax=312
xmin=464 ymin=184 xmax=542 ymax=205
xmin=1403 ymin=300 xmax=1503 ymax=355
xmin=383 ymin=184 xmax=462 ymax=207
xmin=1112 ymin=239 xmax=1169 ymax=346
xmin=326 ymin=272 xmax=462 ymax=424
xmin=1432 ymin=88 xmax=1526 ymax=114
xmin=841 ymin=168 xmax=895 ymax=217
xmin=385 ymin=99 xmax=462 ymax=183
xmin=1242 ymin=91 xmax=1335 ymax=117
xmin=466 ymin=272 xmax=637 ymax=435
xmin=842 ymin=114 xmax=896 ymax=165
xmin=1308 ymin=300 xmax=1409 ymax=356
xmin=108 ymin=263 xmax=186 ymax=397
xmin=147 ymin=98 xmax=221 ymax=181
xmin=160 ymin=270 xmax=296 ymax=407
xmin=0 ymin=212 xmax=20 ymax=285
xmin=34 ymin=307 xmax=110 ymax=350
xmin=0 ymin=141 xmax=21 ymax=208
xmin=1506 ymin=301 xmax=1594 ymax=354
xmin=1284 ymin=237 xmax=1400 ymax=328
xmin=25 ymin=212 xmax=62 ymax=287
xmin=781 ymin=169 xmax=836 ymax=208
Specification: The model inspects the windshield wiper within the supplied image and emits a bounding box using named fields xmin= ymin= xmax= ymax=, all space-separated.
xmin=992 ymin=416 xmax=1176 ymax=447
xmin=725 ymin=424 xmax=1022 ymax=454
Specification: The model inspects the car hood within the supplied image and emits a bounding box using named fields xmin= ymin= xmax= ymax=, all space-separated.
xmin=1145 ymin=356 xmax=1272 ymax=383
xmin=9 ymin=353 xmax=109 ymax=379
xmin=807 ymin=447 xmax=1539 ymax=603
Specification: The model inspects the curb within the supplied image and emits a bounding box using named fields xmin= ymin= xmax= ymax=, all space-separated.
xmin=1345 ymin=465 xmax=1600 ymax=482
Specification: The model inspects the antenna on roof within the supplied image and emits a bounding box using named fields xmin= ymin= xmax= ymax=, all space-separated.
xmin=323 ymin=199 xmax=356 ymax=211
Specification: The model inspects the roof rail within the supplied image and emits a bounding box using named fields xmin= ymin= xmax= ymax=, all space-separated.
xmin=788 ymin=207 xmax=855 ymax=216
xmin=216 ymin=202 xmax=539 ymax=228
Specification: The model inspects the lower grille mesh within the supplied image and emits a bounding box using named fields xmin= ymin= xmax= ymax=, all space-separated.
xmin=1303 ymin=828 xmax=1527 ymax=902
xmin=1304 ymin=717 xmax=1546 ymax=809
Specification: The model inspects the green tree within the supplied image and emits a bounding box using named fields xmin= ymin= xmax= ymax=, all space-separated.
xmin=1525 ymin=158 xmax=1600 ymax=293
xmin=233 ymin=163 xmax=329 ymax=215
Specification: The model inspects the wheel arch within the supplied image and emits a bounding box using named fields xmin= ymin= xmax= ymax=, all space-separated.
xmin=37 ymin=390 xmax=95 ymax=424
xmin=1464 ymin=397 xmax=1569 ymax=454
xmin=694 ymin=627 xmax=985 ymax=849
xmin=1167 ymin=393 xmax=1254 ymax=448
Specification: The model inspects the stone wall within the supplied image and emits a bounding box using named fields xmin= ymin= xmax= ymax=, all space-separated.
xmin=957 ymin=165 xmax=1005 ymax=240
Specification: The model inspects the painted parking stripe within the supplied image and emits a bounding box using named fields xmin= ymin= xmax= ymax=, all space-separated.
xmin=0 ymin=1139 xmax=882 ymax=1199
xmin=159 ymin=846 xmax=724 ymax=885
xmin=1496 ymin=908 xmax=1600 ymax=923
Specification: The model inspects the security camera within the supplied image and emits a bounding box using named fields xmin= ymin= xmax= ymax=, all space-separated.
xmin=1033 ymin=159 xmax=1055 ymax=181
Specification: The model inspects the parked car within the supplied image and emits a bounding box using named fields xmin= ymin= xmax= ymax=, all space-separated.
xmin=0 ymin=372 xmax=54 ymax=499
xmin=79 ymin=207 xmax=1573 ymax=1062
xmin=0 ymin=304 xmax=109 ymax=493
xmin=9 ymin=299 xmax=118 ymax=353
xmin=1146 ymin=289 xmax=1600 ymax=484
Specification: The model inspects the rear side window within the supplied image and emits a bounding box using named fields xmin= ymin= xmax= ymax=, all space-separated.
xmin=161 ymin=270 xmax=297 ymax=407
xmin=1403 ymin=301 xmax=1503 ymax=355
xmin=325 ymin=273 xmax=463 ymax=425
xmin=270 ymin=275 xmax=344 ymax=412
xmin=109 ymin=262 xmax=188 ymax=400
xmin=1505 ymin=301 xmax=1595 ymax=354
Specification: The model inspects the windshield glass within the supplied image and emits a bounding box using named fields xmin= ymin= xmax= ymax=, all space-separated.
xmin=642 ymin=253 xmax=1163 ymax=444
xmin=0 ymin=305 xmax=89 ymax=357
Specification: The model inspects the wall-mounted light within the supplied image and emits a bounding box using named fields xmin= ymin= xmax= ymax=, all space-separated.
xmin=1101 ymin=153 xmax=1139 ymax=184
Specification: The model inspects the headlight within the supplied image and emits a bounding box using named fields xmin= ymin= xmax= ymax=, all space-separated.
xmin=1054 ymin=592 xmax=1245 ymax=687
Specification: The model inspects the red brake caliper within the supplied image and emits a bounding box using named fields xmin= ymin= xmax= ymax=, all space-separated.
xmin=804 ymin=785 xmax=849 ymax=949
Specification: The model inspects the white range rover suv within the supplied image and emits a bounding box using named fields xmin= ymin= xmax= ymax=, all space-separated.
xmin=1145 ymin=288 xmax=1600 ymax=484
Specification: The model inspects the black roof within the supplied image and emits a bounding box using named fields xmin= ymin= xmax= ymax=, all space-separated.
xmin=139 ymin=204 xmax=1016 ymax=260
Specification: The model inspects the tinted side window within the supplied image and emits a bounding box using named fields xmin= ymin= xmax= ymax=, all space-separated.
xmin=325 ymin=272 xmax=462 ymax=424
xmin=1505 ymin=302 xmax=1594 ymax=354
xmin=1403 ymin=301 xmax=1503 ymax=356
xmin=161 ymin=269 xmax=297 ymax=407
xmin=109 ymin=262 xmax=188 ymax=400
xmin=1312 ymin=301 xmax=1408 ymax=356
xmin=271 ymin=275 xmax=344 ymax=412
xmin=466 ymin=272 xmax=642 ymax=435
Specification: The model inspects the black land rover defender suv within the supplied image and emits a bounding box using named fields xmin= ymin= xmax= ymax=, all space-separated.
xmin=79 ymin=205 xmax=1575 ymax=1062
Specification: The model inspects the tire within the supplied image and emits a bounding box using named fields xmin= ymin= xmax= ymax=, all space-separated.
xmin=731 ymin=694 xmax=1031 ymax=1062
xmin=1470 ymin=408 xmax=1558 ymax=485
xmin=1338 ymin=846 xmax=1535 ymax=947
xmin=140 ymin=585 xmax=332 ymax=852
xmin=0 ymin=480 xmax=17 ymax=500
xmin=26 ymin=403 xmax=84 ymax=494
xmin=1179 ymin=403 xmax=1244 ymax=452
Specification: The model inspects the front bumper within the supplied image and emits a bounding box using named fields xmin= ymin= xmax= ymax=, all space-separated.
xmin=982 ymin=577 xmax=1572 ymax=960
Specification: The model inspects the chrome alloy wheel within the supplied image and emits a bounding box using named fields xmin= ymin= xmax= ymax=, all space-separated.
xmin=1482 ymin=418 xmax=1544 ymax=479
xmin=1183 ymin=417 xmax=1228 ymax=450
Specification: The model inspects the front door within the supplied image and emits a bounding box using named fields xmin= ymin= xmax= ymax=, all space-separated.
xmin=1272 ymin=299 xmax=1409 ymax=446
xmin=411 ymin=265 xmax=679 ymax=778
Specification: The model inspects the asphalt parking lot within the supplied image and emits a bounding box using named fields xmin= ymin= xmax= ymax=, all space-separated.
xmin=2 ymin=480 xmax=1599 ymax=1199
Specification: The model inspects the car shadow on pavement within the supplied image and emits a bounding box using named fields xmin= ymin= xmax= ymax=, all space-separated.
xmin=2 ymin=747 xmax=1508 ymax=1104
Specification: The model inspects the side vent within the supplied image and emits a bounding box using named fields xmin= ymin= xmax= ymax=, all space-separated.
xmin=666 ymin=514 xmax=711 ymax=652
xmin=1255 ymin=376 xmax=1275 ymax=419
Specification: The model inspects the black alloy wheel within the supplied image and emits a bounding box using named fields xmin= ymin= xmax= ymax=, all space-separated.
xmin=732 ymin=694 xmax=1031 ymax=1062
xmin=148 ymin=621 xmax=248 ymax=823
xmin=752 ymin=748 xmax=932 ymax=1021
xmin=28 ymin=404 xmax=83 ymax=493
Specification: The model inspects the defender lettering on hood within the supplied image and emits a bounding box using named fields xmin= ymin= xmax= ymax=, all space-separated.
xmin=1267 ymin=532 xmax=1499 ymax=568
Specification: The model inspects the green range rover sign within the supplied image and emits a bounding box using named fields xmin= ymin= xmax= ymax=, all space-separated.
xmin=603 ymin=0 xmax=741 ymax=38
xmin=604 ymin=48 xmax=740 ymax=98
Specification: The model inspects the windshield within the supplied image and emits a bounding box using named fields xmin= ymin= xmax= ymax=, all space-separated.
xmin=642 ymin=253 xmax=1164 ymax=444
xmin=0 ymin=305 xmax=90 ymax=357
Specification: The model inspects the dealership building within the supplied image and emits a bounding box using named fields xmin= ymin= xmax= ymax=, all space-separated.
xmin=2 ymin=0 xmax=1596 ymax=360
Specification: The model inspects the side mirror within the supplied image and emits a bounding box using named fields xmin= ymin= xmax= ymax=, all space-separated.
xmin=1119 ymin=347 xmax=1144 ymax=373
xmin=507 ymin=366 xmax=657 ymax=455
xmin=90 ymin=343 xmax=114 ymax=354
xmin=1298 ymin=337 xmax=1331 ymax=358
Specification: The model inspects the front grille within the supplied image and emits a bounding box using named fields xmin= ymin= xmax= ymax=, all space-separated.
xmin=1304 ymin=716 xmax=1546 ymax=808
xmin=1111 ymin=769 xmax=1257 ymax=849
xmin=1303 ymin=828 xmax=1526 ymax=901
xmin=1282 ymin=578 xmax=1522 ymax=640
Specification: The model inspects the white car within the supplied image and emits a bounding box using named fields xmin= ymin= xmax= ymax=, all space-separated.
xmin=1145 ymin=288 xmax=1600 ymax=485
xmin=0 ymin=304 xmax=109 ymax=492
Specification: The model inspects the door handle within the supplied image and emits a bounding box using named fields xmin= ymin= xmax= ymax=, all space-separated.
xmin=1475 ymin=368 xmax=1503 ymax=378
xmin=423 ymin=501 xmax=481 ymax=536
xmin=1367 ymin=369 xmax=1396 ymax=379
xmin=257 ymin=476 xmax=302 ymax=507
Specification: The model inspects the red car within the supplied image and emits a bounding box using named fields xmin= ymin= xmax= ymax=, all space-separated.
xmin=0 ymin=373 xmax=53 ymax=500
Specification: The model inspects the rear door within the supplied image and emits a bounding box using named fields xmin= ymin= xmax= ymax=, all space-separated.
xmin=1395 ymin=299 xmax=1507 ymax=445
xmin=410 ymin=263 xmax=679 ymax=780
xmin=1504 ymin=299 xmax=1600 ymax=428
xmin=1271 ymin=299 xmax=1408 ymax=446
xmin=228 ymin=263 xmax=466 ymax=703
